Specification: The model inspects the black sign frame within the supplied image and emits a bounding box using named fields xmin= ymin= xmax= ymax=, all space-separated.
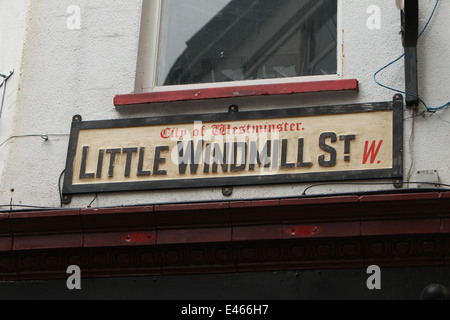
xmin=62 ymin=95 xmax=403 ymax=203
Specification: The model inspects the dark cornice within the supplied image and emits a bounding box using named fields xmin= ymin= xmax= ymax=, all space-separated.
xmin=0 ymin=191 xmax=449 ymax=280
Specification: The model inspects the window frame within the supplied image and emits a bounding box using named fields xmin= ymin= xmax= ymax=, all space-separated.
xmin=118 ymin=0 xmax=357 ymax=107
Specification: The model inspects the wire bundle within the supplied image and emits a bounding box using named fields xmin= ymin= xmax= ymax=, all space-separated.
xmin=374 ymin=0 xmax=450 ymax=113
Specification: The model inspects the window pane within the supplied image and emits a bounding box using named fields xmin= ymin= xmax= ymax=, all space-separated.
xmin=157 ymin=0 xmax=337 ymax=86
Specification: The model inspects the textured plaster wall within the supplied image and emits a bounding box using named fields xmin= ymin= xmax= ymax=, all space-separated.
xmin=0 ymin=0 xmax=449 ymax=209
xmin=0 ymin=0 xmax=31 ymax=206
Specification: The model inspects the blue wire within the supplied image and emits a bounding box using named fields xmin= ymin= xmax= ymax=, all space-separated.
xmin=418 ymin=0 xmax=439 ymax=39
xmin=373 ymin=0 xmax=450 ymax=113
xmin=435 ymin=112 xmax=450 ymax=124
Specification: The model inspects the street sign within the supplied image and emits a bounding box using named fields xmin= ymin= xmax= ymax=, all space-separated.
xmin=62 ymin=96 xmax=403 ymax=202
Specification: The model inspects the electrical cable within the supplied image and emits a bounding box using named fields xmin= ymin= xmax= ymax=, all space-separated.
xmin=2 ymin=170 xmax=97 ymax=211
xmin=374 ymin=0 xmax=450 ymax=113
xmin=87 ymin=193 xmax=98 ymax=208
xmin=58 ymin=169 xmax=65 ymax=208
xmin=302 ymin=181 xmax=450 ymax=195
xmin=0 ymin=133 xmax=69 ymax=149
xmin=0 ymin=204 xmax=63 ymax=210
xmin=0 ymin=135 xmax=43 ymax=148
xmin=4 ymin=3 xmax=449 ymax=209
xmin=2 ymin=181 xmax=449 ymax=211
xmin=406 ymin=113 xmax=415 ymax=186
xmin=434 ymin=112 xmax=450 ymax=125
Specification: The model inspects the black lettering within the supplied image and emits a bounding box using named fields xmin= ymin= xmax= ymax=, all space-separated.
xmin=178 ymin=140 xmax=204 ymax=175
xmin=137 ymin=147 xmax=151 ymax=176
xmin=272 ymin=140 xmax=279 ymax=169
xmin=318 ymin=132 xmax=337 ymax=167
xmin=80 ymin=146 xmax=95 ymax=179
xmin=297 ymin=138 xmax=312 ymax=168
xmin=340 ymin=134 xmax=356 ymax=162
xmin=249 ymin=141 xmax=271 ymax=170
xmin=203 ymin=143 xmax=211 ymax=173
xmin=153 ymin=146 xmax=169 ymax=175
xmin=123 ymin=147 xmax=138 ymax=177
xmin=96 ymin=149 xmax=104 ymax=178
xmin=106 ymin=148 xmax=121 ymax=178
xmin=212 ymin=143 xmax=229 ymax=173
xmin=281 ymin=139 xmax=295 ymax=169
xmin=230 ymin=142 xmax=247 ymax=172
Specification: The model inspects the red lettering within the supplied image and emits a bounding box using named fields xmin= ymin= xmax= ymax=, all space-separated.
xmin=160 ymin=128 xmax=171 ymax=139
xmin=290 ymin=123 xmax=296 ymax=131
xmin=212 ymin=125 xmax=226 ymax=136
xmin=178 ymin=129 xmax=187 ymax=140
xmin=277 ymin=124 xmax=283 ymax=132
xmin=363 ymin=140 xmax=383 ymax=164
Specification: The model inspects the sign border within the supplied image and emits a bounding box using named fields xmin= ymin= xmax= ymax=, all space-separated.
xmin=62 ymin=95 xmax=403 ymax=202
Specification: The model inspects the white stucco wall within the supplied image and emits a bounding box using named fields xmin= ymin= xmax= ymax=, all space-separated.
xmin=0 ymin=0 xmax=31 ymax=207
xmin=0 ymin=0 xmax=449 ymax=210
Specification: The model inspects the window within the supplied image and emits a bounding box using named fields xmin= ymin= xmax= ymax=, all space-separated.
xmin=136 ymin=0 xmax=340 ymax=91
xmin=118 ymin=0 xmax=355 ymax=107
xmin=158 ymin=0 xmax=337 ymax=86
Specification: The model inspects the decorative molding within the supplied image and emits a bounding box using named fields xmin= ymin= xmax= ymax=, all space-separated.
xmin=114 ymin=79 xmax=359 ymax=107
xmin=0 ymin=235 xmax=448 ymax=280
xmin=0 ymin=191 xmax=449 ymax=280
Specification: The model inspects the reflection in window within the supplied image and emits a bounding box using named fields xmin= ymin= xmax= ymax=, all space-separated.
xmin=157 ymin=0 xmax=337 ymax=86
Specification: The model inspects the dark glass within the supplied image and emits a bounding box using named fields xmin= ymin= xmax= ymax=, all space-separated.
xmin=157 ymin=0 xmax=337 ymax=86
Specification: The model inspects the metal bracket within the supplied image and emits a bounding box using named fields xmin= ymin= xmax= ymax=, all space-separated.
xmin=60 ymin=115 xmax=83 ymax=205
xmin=400 ymin=0 xmax=419 ymax=108
xmin=222 ymin=187 xmax=233 ymax=197
xmin=229 ymin=105 xmax=239 ymax=113
xmin=401 ymin=0 xmax=419 ymax=47
xmin=61 ymin=194 xmax=72 ymax=205
xmin=393 ymin=178 xmax=403 ymax=189
xmin=0 ymin=69 xmax=14 ymax=118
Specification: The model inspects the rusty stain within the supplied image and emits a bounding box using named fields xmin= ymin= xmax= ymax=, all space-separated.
xmin=286 ymin=226 xmax=322 ymax=237
xmin=341 ymin=28 xmax=345 ymax=78
xmin=122 ymin=232 xmax=155 ymax=243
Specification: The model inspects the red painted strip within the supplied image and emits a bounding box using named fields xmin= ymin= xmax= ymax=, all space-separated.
xmin=154 ymin=202 xmax=229 ymax=212
xmin=359 ymin=192 xmax=441 ymax=203
xmin=157 ymin=227 xmax=231 ymax=245
xmin=122 ymin=232 xmax=155 ymax=243
xmin=114 ymin=79 xmax=359 ymax=107
xmin=229 ymin=200 xmax=280 ymax=208
xmin=286 ymin=225 xmax=323 ymax=237
xmin=233 ymin=225 xmax=283 ymax=241
xmin=280 ymin=195 xmax=359 ymax=206
xmin=361 ymin=219 xmax=441 ymax=237
xmin=439 ymin=192 xmax=450 ymax=199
